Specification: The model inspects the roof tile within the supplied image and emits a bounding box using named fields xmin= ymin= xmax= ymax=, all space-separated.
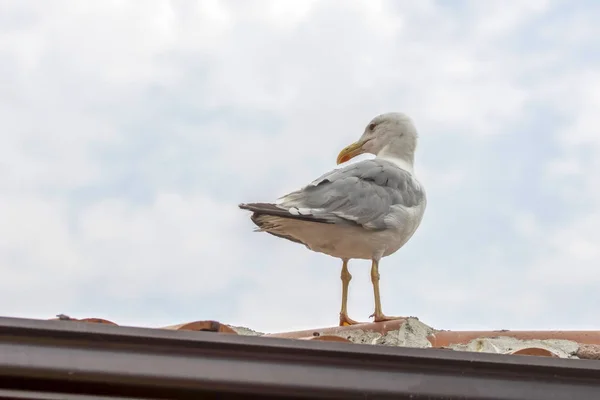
xmin=46 ymin=314 xmax=600 ymax=360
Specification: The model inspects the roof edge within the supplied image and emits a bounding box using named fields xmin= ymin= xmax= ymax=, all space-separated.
xmin=0 ymin=316 xmax=599 ymax=399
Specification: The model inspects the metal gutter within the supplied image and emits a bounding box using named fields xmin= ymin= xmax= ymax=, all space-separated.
xmin=0 ymin=317 xmax=599 ymax=400
xmin=0 ymin=388 xmax=149 ymax=400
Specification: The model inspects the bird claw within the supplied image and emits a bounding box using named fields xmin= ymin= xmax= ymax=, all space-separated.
xmin=369 ymin=313 xmax=406 ymax=323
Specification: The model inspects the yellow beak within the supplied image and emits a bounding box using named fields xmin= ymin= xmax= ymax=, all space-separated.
xmin=336 ymin=140 xmax=366 ymax=165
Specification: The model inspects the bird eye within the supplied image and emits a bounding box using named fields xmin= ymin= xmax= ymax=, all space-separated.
xmin=368 ymin=123 xmax=377 ymax=131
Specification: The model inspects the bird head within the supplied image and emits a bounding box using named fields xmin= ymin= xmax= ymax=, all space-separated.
xmin=336 ymin=112 xmax=418 ymax=165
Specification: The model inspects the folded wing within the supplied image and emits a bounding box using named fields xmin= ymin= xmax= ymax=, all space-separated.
xmin=270 ymin=159 xmax=425 ymax=231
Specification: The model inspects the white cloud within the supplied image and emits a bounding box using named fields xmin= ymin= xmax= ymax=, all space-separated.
xmin=0 ymin=0 xmax=599 ymax=332
xmin=77 ymin=193 xmax=250 ymax=296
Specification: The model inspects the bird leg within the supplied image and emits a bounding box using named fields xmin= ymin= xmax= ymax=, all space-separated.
xmin=339 ymin=259 xmax=361 ymax=326
xmin=369 ymin=259 xmax=404 ymax=322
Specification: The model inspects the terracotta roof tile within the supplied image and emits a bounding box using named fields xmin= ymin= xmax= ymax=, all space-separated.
xmin=163 ymin=320 xmax=238 ymax=334
xmin=428 ymin=329 xmax=600 ymax=347
xmin=46 ymin=314 xmax=600 ymax=360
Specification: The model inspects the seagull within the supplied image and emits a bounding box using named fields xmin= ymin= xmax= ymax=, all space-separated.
xmin=239 ymin=112 xmax=427 ymax=326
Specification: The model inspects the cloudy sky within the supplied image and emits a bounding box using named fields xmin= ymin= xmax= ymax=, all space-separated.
xmin=1 ymin=0 xmax=599 ymax=333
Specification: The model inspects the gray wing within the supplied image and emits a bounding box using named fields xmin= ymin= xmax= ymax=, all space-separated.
xmin=275 ymin=159 xmax=425 ymax=230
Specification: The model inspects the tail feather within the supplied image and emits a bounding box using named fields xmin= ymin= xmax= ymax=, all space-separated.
xmin=238 ymin=202 xmax=331 ymax=224
xmin=239 ymin=202 xmax=326 ymax=246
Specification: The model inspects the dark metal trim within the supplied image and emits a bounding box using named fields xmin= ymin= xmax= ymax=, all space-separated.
xmin=0 ymin=316 xmax=599 ymax=399
xmin=0 ymin=388 xmax=150 ymax=400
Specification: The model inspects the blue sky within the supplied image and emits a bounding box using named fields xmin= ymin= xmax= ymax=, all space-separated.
xmin=1 ymin=0 xmax=599 ymax=333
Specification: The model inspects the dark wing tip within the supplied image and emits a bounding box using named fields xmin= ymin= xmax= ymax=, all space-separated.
xmin=239 ymin=203 xmax=259 ymax=210
xmin=239 ymin=202 xmax=273 ymax=212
